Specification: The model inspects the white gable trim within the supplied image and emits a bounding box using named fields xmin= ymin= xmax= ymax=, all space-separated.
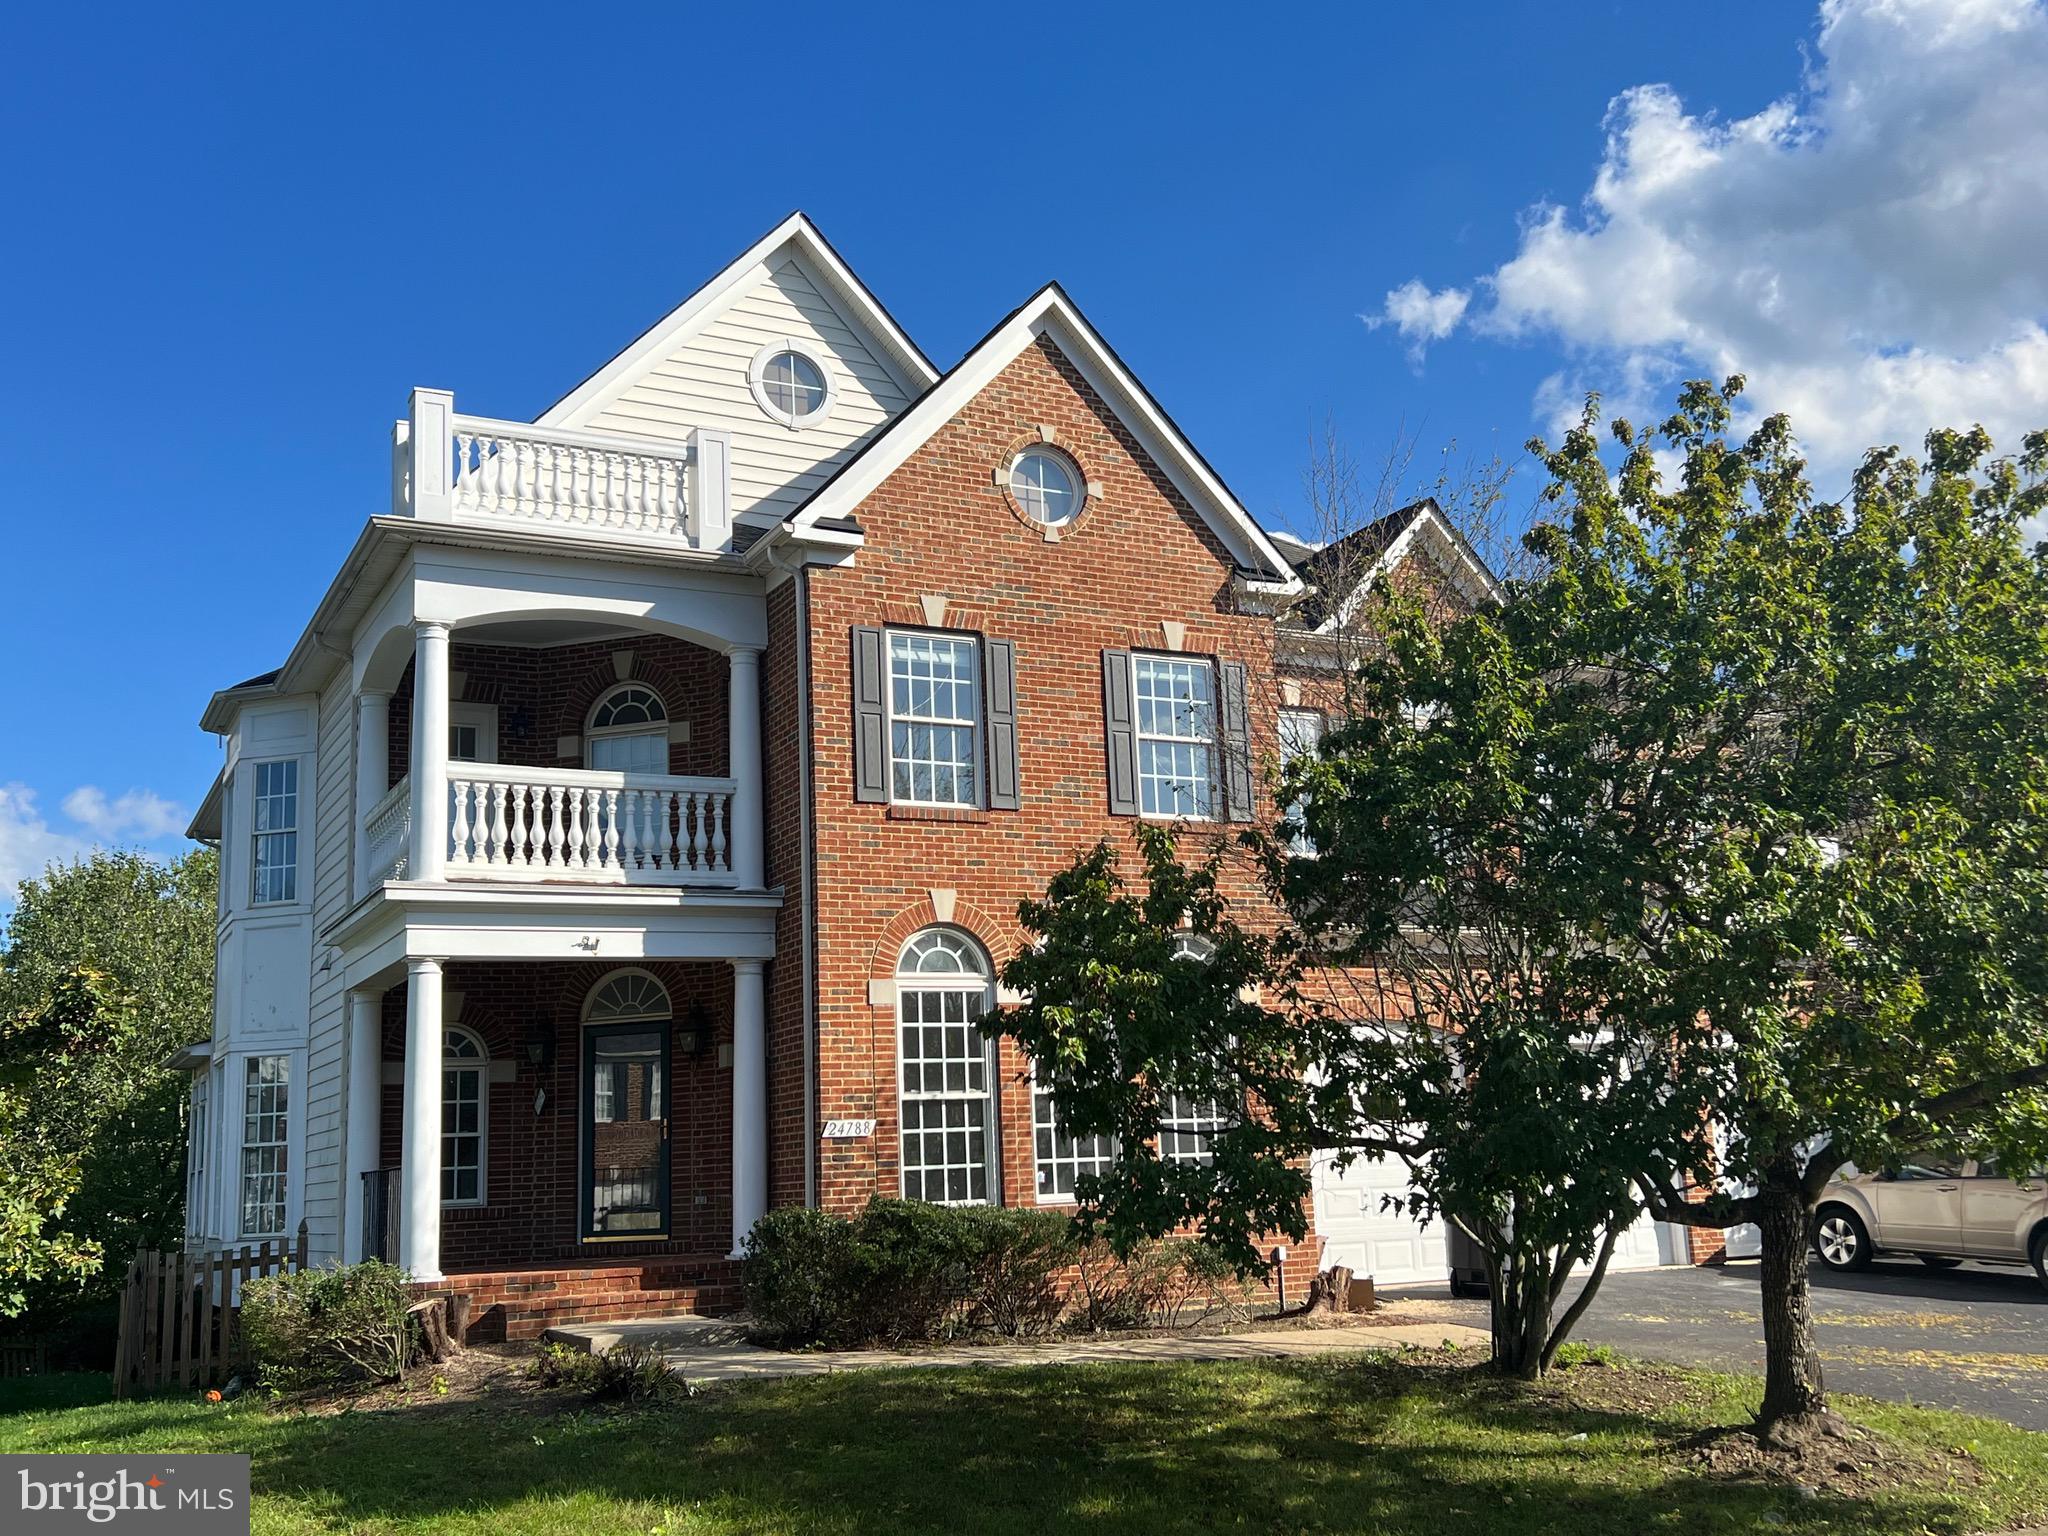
xmin=535 ymin=213 xmax=939 ymax=430
xmin=792 ymin=286 xmax=1303 ymax=589
xmin=1316 ymin=500 xmax=1503 ymax=634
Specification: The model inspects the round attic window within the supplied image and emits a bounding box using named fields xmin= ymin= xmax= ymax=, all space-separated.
xmin=749 ymin=340 xmax=834 ymax=429
xmin=1008 ymin=449 xmax=1081 ymax=527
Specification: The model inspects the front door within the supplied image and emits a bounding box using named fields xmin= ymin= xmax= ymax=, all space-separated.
xmin=582 ymin=1022 xmax=670 ymax=1240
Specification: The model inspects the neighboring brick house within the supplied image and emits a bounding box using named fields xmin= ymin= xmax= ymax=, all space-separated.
xmin=178 ymin=214 xmax=1709 ymax=1341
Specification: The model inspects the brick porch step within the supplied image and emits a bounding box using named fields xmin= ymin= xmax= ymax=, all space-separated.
xmin=435 ymin=1258 xmax=743 ymax=1341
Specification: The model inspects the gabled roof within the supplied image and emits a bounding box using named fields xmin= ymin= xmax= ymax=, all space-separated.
xmin=535 ymin=211 xmax=940 ymax=429
xmin=1296 ymin=497 xmax=1503 ymax=632
xmin=782 ymin=283 xmax=1303 ymax=588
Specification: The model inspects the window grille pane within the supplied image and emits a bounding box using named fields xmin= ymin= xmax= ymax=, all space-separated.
xmin=250 ymin=760 xmax=300 ymax=904
xmin=897 ymin=979 xmax=994 ymax=1205
xmin=1159 ymin=1090 xmax=1230 ymax=1167
xmin=888 ymin=633 xmax=979 ymax=807
xmin=1132 ymin=658 xmax=1215 ymax=817
xmin=1034 ymin=1086 xmax=1119 ymax=1200
xmin=239 ymin=1055 xmax=290 ymax=1236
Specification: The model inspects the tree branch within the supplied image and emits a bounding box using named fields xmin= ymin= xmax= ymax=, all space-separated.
xmin=1883 ymin=1061 xmax=2048 ymax=1139
xmin=1634 ymin=1173 xmax=1756 ymax=1229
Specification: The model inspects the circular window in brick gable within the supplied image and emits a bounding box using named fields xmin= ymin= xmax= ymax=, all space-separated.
xmin=997 ymin=434 xmax=1100 ymax=541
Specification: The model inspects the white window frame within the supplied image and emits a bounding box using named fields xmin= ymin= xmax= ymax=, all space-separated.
xmin=747 ymin=337 xmax=837 ymax=430
xmin=585 ymin=684 xmax=671 ymax=775
xmin=1032 ymin=1074 xmax=1119 ymax=1204
xmin=187 ymin=1078 xmax=210 ymax=1234
xmin=1006 ymin=447 xmax=1084 ymax=528
xmin=249 ymin=758 xmax=300 ymax=905
xmin=1278 ymin=707 xmax=1325 ymax=856
xmin=442 ymin=1026 xmax=489 ymax=1207
xmin=897 ymin=929 xmax=998 ymax=1206
xmin=239 ymin=1054 xmax=290 ymax=1239
xmin=1132 ymin=655 xmax=1217 ymax=820
xmin=449 ymin=702 xmax=498 ymax=764
xmin=886 ymin=629 xmax=982 ymax=809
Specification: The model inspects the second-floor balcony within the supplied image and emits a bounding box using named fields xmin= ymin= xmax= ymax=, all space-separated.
xmin=393 ymin=387 xmax=734 ymax=552
xmin=363 ymin=767 xmax=741 ymax=890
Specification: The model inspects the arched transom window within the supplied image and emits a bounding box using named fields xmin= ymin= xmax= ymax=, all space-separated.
xmin=585 ymin=969 xmax=672 ymax=1024
xmin=896 ymin=928 xmax=995 ymax=1205
xmin=442 ymin=1026 xmax=488 ymax=1206
xmin=587 ymin=684 xmax=670 ymax=776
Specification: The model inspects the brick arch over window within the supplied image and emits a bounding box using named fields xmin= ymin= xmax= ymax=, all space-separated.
xmin=866 ymin=894 xmax=1016 ymax=993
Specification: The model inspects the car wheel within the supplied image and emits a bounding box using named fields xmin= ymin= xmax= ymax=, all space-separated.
xmin=1814 ymin=1206 xmax=1873 ymax=1272
xmin=2030 ymin=1229 xmax=2047 ymax=1295
xmin=1915 ymin=1253 xmax=1964 ymax=1269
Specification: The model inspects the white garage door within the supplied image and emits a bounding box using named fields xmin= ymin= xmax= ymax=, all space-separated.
xmin=1312 ymin=1150 xmax=1675 ymax=1285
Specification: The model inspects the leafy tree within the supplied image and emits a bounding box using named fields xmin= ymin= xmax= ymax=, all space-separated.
xmin=997 ymin=823 xmax=1698 ymax=1379
xmin=0 ymin=847 xmax=216 ymax=1335
xmin=1498 ymin=384 xmax=2048 ymax=1441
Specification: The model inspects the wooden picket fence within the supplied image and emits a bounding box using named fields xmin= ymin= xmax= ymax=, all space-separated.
xmin=112 ymin=1221 xmax=308 ymax=1398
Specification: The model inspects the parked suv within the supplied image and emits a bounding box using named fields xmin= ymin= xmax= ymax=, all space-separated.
xmin=1814 ymin=1155 xmax=2048 ymax=1290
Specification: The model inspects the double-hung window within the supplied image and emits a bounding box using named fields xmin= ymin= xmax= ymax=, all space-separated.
xmin=1133 ymin=656 xmax=1215 ymax=818
xmin=250 ymin=760 xmax=299 ymax=904
xmin=187 ymin=1079 xmax=210 ymax=1228
xmin=442 ymin=1028 xmax=487 ymax=1206
xmin=1278 ymin=708 xmax=1325 ymax=854
xmin=239 ymin=1055 xmax=290 ymax=1237
xmin=1033 ymin=1080 xmax=1119 ymax=1201
xmin=889 ymin=632 xmax=980 ymax=807
xmin=897 ymin=930 xmax=996 ymax=1204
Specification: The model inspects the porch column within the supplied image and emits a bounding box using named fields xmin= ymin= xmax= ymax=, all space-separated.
xmin=353 ymin=690 xmax=390 ymax=899
xmin=411 ymin=620 xmax=450 ymax=883
xmin=729 ymin=958 xmax=768 ymax=1257
xmin=343 ymin=989 xmax=382 ymax=1262
xmin=726 ymin=645 xmax=764 ymax=888
xmin=399 ymin=957 xmax=445 ymax=1281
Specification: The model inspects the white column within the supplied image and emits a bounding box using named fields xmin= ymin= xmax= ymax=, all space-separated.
xmin=729 ymin=958 xmax=768 ymax=1257
xmin=399 ymin=958 xmax=445 ymax=1282
xmin=727 ymin=646 xmax=764 ymax=888
xmin=354 ymin=691 xmax=391 ymax=900
xmin=411 ymin=621 xmax=450 ymax=883
xmin=342 ymin=990 xmax=382 ymax=1262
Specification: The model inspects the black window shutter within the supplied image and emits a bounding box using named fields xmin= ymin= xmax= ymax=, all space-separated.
xmin=852 ymin=626 xmax=888 ymax=803
xmin=984 ymin=638 xmax=1021 ymax=811
xmin=1219 ymin=659 xmax=1254 ymax=822
xmin=1102 ymin=649 xmax=1138 ymax=816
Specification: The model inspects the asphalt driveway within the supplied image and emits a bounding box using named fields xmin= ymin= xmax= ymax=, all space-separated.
xmin=1381 ymin=1258 xmax=2048 ymax=1430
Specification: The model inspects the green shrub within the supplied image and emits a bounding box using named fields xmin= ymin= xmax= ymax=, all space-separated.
xmin=240 ymin=1260 xmax=414 ymax=1391
xmin=958 ymin=1207 xmax=1078 ymax=1337
xmin=841 ymin=1199 xmax=976 ymax=1344
xmin=743 ymin=1207 xmax=856 ymax=1345
xmin=745 ymin=1199 xmax=1082 ymax=1347
xmin=530 ymin=1340 xmax=693 ymax=1405
xmin=1154 ymin=1239 xmax=1256 ymax=1328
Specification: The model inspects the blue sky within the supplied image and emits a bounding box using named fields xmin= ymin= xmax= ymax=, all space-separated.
xmin=4 ymin=1 xmax=2043 ymax=902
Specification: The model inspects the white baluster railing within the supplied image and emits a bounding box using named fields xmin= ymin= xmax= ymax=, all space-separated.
xmin=442 ymin=765 xmax=739 ymax=887
xmin=364 ymin=776 xmax=412 ymax=884
xmin=448 ymin=416 xmax=691 ymax=539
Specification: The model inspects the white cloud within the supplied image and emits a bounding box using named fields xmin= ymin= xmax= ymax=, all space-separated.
xmin=0 ymin=782 xmax=191 ymax=906
xmin=1392 ymin=0 xmax=2048 ymax=493
xmin=61 ymin=786 xmax=188 ymax=841
xmin=1365 ymin=279 xmax=1471 ymax=363
xmin=0 ymin=785 xmax=90 ymax=905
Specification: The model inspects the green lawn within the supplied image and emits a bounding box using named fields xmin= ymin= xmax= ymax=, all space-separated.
xmin=3 ymin=1350 xmax=2045 ymax=1535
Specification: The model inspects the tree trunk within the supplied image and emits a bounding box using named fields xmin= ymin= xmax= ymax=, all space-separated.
xmin=1754 ymin=1172 xmax=1830 ymax=1441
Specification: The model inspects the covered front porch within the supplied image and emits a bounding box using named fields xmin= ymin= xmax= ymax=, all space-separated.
xmin=342 ymin=957 xmax=770 ymax=1340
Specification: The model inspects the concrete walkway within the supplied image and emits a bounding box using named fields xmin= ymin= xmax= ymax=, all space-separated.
xmin=544 ymin=1314 xmax=1488 ymax=1383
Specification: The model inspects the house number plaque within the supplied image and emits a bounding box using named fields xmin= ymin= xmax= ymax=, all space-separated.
xmin=823 ymin=1119 xmax=877 ymax=1139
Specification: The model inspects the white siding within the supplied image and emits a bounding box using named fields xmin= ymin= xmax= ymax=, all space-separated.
xmin=581 ymin=254 xmax=910 ymax=523
xmin=301 ymin=676 xmax=353 ymax=1264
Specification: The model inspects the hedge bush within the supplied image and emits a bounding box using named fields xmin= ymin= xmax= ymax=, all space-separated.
xmin=744 ymin=1200 xmax=1080 ymax=1347
xmin=530 ymin=1340 xmax=695 ymax=1405
xmin=240 ymin=1260 xmax=414 ymax=1390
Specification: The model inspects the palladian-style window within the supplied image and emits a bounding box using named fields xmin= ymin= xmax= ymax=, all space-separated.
xmin=587 ymin=684 xmax=669 ymax=775
xmin=442 ymin=1028 xmax=487 ymax=1206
